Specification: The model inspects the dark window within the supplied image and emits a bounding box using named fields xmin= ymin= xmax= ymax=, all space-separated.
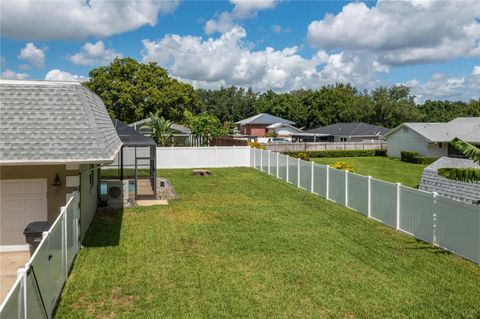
xmin=438 ymin=142 xmax=442 ymax=148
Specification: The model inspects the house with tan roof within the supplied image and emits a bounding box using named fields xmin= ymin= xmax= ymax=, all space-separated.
xmin=384 ymin=117 xmax=480 ymax=158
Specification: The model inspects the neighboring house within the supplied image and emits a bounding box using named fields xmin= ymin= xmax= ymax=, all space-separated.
xmin=419 ymin=157 xmax=480 ymax=204
xmin=266 ymin=123 xmax=302 ymax=139
xmin=235 ymin=113 xmax=295 ymax=137
xmin=292 ymin=123 xmax=389 ymax=142
xmin=0 ymin=80 xmax=122 ymax=251
xmin=384 ymin=117 xmax=480 ymax=158
xmin=129 ymin=118 xmax=191 ymax=146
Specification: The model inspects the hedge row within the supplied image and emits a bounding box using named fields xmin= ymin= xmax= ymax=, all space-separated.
xmin=284 ymin=149 xmax=387 ymax=159
xmin=400 ymin=151 xmax=437 ymax=165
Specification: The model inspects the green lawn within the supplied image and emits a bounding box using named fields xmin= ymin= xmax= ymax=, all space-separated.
xmin=56 ymin=168 xmax=480 ymax=318
xmin=312 ymin=157 xmax=427 ymax=187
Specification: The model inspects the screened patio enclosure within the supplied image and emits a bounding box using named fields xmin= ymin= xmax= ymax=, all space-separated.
xmin=113 ymin=119 xmax=157 ymax=200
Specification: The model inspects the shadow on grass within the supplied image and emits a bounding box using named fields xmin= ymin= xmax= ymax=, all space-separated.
xmin=82 ymin=207 xmax=124 ymax=247
xmin=406 ymin=240 xmax=451 ymax=254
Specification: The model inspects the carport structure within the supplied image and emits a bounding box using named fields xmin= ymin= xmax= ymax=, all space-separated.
xmin=113 ymin=119 xmax=157 ymax=200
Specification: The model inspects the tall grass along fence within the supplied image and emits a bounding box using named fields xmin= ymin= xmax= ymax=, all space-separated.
xmin=109 ymin=146 xmax=251 ymax=169
xmin=0 ymin=192 xmax=81 ymax=319
xmin=266 ymin=141 xmax=387 ymax=153
xmin=252 ymin=148 xmax=480 ymax=264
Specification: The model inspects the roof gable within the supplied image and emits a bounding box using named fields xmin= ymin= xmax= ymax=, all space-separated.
xmin=0 ymin=80 xmax=122 ymax=164
xmin=306 ymin=123 xmax=389 ymax=136
xmin=235 ymin=113 xmax=295 ymax=125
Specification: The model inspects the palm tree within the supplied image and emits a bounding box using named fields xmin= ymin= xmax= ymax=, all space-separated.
xmin=437 ymin=138 xmax=480 ymax=182
xmin=142 ymin=112 xmax=174 ymax=146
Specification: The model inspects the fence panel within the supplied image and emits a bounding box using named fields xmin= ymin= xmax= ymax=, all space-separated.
xmin=29 ymin=236 xmax=51 ymax=313
xmin=328 ymin=168 xmax=345 ymax=204
xmin=270 ymin=152 xmax=277 ymax=176
xmin=371 ymin=179 xmax=397 ymax=227
xmin=0 ymin=277 xmax=23 ymax=318
xmin=250 ymin=148 xmax=255 ymax=168
xmin=399 ymin=187 xmax=434 ymax=243
xmin=254 ymin=149 xmax=261 ymax=169
xmin=347 ymin=173 xmax=368 ymax=215
xmin=261 ymin=150 xmax=268 ymax=173
xmin=288 ymin=156 xmax=298 ymax=185
xmin=299 ymin=160 xmax=311 ymax=190
xmin=278 ymin=154 xmax=287 ymax=181
xmin=46 ymin=218 xmax=65 ymax=311
xmin=66 ymin=203 xmax=76 ymax=269
xmin=435 ymin=196 xmax=480 ymax=263
xmin=313 ymin=164 xmax=327 ymax=197
xmin=26 ymin=272 xmax=47 ymax=318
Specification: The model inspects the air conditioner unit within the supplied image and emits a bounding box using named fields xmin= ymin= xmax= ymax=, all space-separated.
xmin=106 ymin=180 xmax=129 ymax=207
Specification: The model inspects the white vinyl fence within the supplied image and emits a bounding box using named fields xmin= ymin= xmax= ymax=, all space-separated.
xmin=0 ymin=192 xmax=81 ymax=319
xmin=252 ymin=148 xmax=480 ymax=264
xmin=266 ymin=141 xmax=387 ymax=152
xmin=109 ymin=146 xmax=251 ymax=169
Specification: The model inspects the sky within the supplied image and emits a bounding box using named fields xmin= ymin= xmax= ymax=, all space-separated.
xmin=1 ymin=0 xmax=479 ymax=102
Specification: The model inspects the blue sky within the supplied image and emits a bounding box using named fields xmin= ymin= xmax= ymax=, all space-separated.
xmin=1 ymin=0 xmax=479 ymax=102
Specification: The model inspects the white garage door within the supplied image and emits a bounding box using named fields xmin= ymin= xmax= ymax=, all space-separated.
xmin=0 ymin=179 xmax=47 ymax=251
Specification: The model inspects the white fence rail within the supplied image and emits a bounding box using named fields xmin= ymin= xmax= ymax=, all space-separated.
xmin=0 ymin=192 xmax=81 ymax=319
xmin=109 ymin=146 xmax=251 ymax=169
xmin=252 ymin=148 xmax=480 ymax=264
xmin=265 ymin=141 xmax=387 ymax=152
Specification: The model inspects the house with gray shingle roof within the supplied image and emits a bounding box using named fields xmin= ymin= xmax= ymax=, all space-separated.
xmin=0 ymin=80 xmax=122 ymax=250
xmin=384 ymin=117 xmax=480 ymax=158
xmin=419 ymin=157 xmax=480 ymax=204
xmin=235 ymin=113 xmax=295 ymax=136
xmin=291 ymin=122 xmax=389 ymax=142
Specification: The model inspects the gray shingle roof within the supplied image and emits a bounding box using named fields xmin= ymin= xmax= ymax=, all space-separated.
xmin=385 ymin=117 xmax=480 ymax=143
xmin=305 ymin=123 xmax=389 ymax=136
xmin=419 ymin=157 xmax=480 ymax=204
xmin=0 ymin=80 xmax=122 ymax=164
xmin=235 ymin=113 xmax=295 ymax=125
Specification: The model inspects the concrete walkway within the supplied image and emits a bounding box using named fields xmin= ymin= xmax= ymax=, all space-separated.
xmin=0 ymin=251 xmax=29 ymax=303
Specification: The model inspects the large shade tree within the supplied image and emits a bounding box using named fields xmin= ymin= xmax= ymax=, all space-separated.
xmin=85 ymin=57 xmax=202 ymax=124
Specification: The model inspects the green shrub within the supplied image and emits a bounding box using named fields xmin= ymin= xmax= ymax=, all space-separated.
xmin=285 ymin=149 xmax=386 ymax=158
xmin=401 ymin=151 xmax=437 ymax=164
xmin=288 ymin=152 xmax=310 ymax=161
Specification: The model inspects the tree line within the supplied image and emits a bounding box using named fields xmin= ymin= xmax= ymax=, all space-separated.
xmin=85 ymin=58 xmax=480 ymax=129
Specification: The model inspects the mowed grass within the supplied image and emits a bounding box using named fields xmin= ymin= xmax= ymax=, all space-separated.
xmin=56 ymin=168 xmax=480 ymax=318
xmin=312 ymin=157 xmax=427 ymax=187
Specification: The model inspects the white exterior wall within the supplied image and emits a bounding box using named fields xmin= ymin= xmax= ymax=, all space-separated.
xmin=386 ymin=128 xmax=448 ymax=158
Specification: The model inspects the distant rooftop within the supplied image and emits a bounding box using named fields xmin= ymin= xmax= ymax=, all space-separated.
xmin=235 ymin=113 xmax=295 ymax=125
xmin=0 ymin=79 xmax=122 ymax=164
xmin=113 ymin=119 xmax=156 ymax=147
xmin=385 ymin=117 xmax=480 ymax=143
xmin=305 ymin=123 xmax=389 ymax=136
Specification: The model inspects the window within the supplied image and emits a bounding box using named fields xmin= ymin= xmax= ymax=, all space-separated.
xmin=438 ymin=142 xmax=442 ymax=148
xmin=89 ymin=164 xmax=94 ymax=189
xmin=340 ymin=137 xmax=347 ymax=142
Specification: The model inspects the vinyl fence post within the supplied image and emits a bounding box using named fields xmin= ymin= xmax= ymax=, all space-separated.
xmin=276 ymin=152 xmax=279 ymax=178
xmin=297 ymin=158 xmax=300 ymax=188
xmin=326 ymin=165 xmax=330 ymax=200
xmin=286 ymin=155 xmax=289 ymax=182
xmin=345 ymin=170 xmax=349 ymax=207
xmin=62 ymin=207 xmax=68 ymax=280
xmin=260 ymin=149 xmax=263 ymax=172
xmin=396 ymin=183 xmax=401 ymax=230
xmin=311 ymin=161 xmax=314 ymax=193
xmin=214 ymin=146 xmax=218 ymax=167
xmin=171 ymin=146 xmax=175 ymax=169
xmin=253 ymin=147 xmax=256 ymax=169
xmin=432 ymin=192 xmax=438 ymax=245
xmin=268 ymin=150 xmax=271 ymax=174
xmin=17 ymin=267 xmax=27 ymax=319
xmin=367 ymin=176 xmax=372 ymax=218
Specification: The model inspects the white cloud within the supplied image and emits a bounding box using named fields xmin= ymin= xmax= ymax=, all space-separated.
xmin=1 ymin=0 xmax=180 ymax=40
xmin=18 ymin=42 xmax=46 ymax=68
xmin=307 ymin=0 xmax=480 ymax=65
xmin=404 ymin=72 xmax=480 ymax=102
xmin=0 ymin=69 xmax=30 ymax=80
xmin=205 ymin=0 xmax=279 ymax=34
xmin=69 ymin=41 xmax=122 ymax=66
xmin=473 ymin=65 xmax=480 ymax=76
xmin=141 ymin=27 xmax=384 ymax=91
xmin=45 ymin=69 xmax=87 ymax=82
xmin=271 ymin=24 xmax=282 ymax=33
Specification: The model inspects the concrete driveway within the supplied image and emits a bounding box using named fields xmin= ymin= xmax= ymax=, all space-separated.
xmin=0 ymin=251 xmax=29 ymax=303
